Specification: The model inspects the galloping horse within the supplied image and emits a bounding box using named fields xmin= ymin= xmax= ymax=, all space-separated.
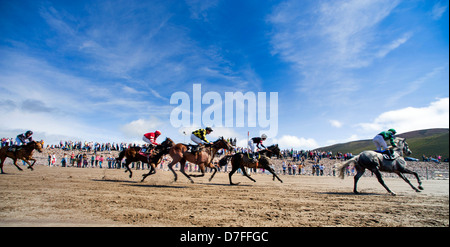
xmin=218 ymin=144 xmax=283 ymax=185
xmin=167 ymin=137 xmax=233 ymax=183
xmin=116 ymin=138 xmax=174 ymax=179
xmin=0 ymin=140 xmax=44 ymax=173
xmin=337 ymin=137 xmax=423 ymax=196
xmin=141 ymin=138 xmax=175 ymax=182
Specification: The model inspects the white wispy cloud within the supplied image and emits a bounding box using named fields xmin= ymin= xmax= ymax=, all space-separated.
xmin=356 ymin=97 xmax=449 ymax=135
xmin=273 ymin=135 xmax=319 ymax=150
xmin=329 ymin=120 xmax=343 ymax=128
xmin=268 ymin=0 xmax=408 ymax=103
xmin=431 ymin=1 xmax=448 ymax=20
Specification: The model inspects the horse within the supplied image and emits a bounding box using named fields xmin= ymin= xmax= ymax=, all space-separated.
xmin=337 ymin=137 xmax=423 ymax=196
xmin=116 ymin=138 xmax=174 ymax=179
xmin=218 ymin=144 xmax=284 ymax=185
xmin=141 ymin=138 xmax=175 ymax=182
xmin=167 ymin=137 xmax=233 ymax=183
xmin=0 ymin=140 xmax=44 ymax=173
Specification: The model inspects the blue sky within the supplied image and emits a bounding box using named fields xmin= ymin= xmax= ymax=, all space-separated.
xmin=0 ymin=0 xmax=448 ymax=149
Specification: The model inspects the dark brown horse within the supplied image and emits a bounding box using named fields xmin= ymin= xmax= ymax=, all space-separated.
xmin=218 ymin=144 xmax=283 ymax=185
xmin=116 ymin=138 xmax=174 ymax=179
xmin=0 ymin=140 xmax=44 ymax=173
xmin=141 ymin=138 xmax=175 ymax=182
xmin=167 ymin=137 xmax=233 ymax=183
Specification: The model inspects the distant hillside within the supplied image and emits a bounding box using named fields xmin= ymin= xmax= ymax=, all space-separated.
xmin=315 ymin=128 xmax=449 ymax=159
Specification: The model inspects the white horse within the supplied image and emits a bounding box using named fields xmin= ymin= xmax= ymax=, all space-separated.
xmin=337 ymin=137 xmax=423 ymax=196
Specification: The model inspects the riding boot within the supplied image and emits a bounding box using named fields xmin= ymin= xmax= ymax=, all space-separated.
xmin=248 ymin=153 xmax=257 ymax=163
xmin=388 ymin=149 xmax=395 ymax=159
xmin=382 ymin=149 xmax=394 ymax=159
xmin=8 ymin=145 xmax=17 ymax=152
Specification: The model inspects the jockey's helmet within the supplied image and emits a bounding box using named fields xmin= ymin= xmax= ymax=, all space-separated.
xmin=388 ymin=129 xmax=397 ymax=135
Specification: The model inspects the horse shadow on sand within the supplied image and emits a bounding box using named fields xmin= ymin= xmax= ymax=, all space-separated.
xmin=316 ymin=191 xmax=388 ymax=196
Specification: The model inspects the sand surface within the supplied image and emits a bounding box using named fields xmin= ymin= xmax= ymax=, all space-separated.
xmin=1 ymin=162 xmax=448 ymax=227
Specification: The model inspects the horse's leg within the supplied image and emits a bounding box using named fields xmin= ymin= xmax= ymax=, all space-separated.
xmin=353 ymin=166 xmax=365 ymax=194
xmin=263 ymin=163 xmax=283 ymax=183
xmin=124 ymin=161 xmax=133 ymax=178
xmin=189 ymin=163 xmax=205 ymax=178
xmin=395 ymin=171 xmax=421 ymax=192
xmin=13 ymin=158 xmax=23 ymax=171
xmin=373 ymin=169 xmax=396 ymax=196
xmin=208 ymin=166 xmax=217 ymax=182
xmin=141 ymin=163 xmax=156 ymax=182
xmin=241 ymin=165 xmax=256 ymax=183
xmin=168 ymin=159 xmax=179 ymax=182
xmin=25 ymin=158 xmax=36 ymax=170
xmin=0 ymin=156 xmax=5 ymax=174
xmin=400 ymin=168 xmax=424 ymax=190
xmin=228 ymin=165 xmax=239 ymax=185
xmin=179 ymin=159 xmax=194 ymax=183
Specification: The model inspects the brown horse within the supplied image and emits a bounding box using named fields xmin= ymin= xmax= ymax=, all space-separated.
xmin=0 ymin=140 xmax=44 ymax=173
xmin=141 ymin=138 xmax=175 ymax=182
xmin=218 ymin=144 xmax=283 ymax=185
xmin=168 ymin=137 xmax=233 ymax=183
xmin=116 ymin=138 xmax=174 ymax=179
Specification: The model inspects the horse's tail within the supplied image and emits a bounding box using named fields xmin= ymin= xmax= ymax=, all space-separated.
xmin=337 ymin=155 xmax=358 ymax=179
xmin=218 ymin=155 xmax=233 ymax=167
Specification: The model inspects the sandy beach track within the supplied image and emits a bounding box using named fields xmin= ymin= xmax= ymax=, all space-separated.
xmin=0 ymin=165 xmax=448 ymax=227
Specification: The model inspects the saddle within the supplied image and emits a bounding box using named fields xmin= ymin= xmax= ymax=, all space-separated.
xmin=374 ymin=150 xmax=396 ymax=160
xmin=7 ymin=145 xmax=22 ymax=153
xmin=185 ymin=143 xmax=212 ymax=153
xmin=247 ymin=152 xmax=261 ymax=165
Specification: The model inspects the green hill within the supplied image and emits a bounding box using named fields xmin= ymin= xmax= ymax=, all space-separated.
xmin=315 ymin=128 xmax=449 ymax=160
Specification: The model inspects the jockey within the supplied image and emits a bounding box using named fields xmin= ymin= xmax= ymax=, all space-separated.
xmin=142 ymin=130 xmax=161 ymax=153
xmin=8 ymin=130 xmax=33 ymax=152
xmin=16 ymin=130 xmax=33 ymax=145
xmin=191 ymin=127 xmax=213 ymax=145
xmin=248 ymin=134 xmax=267 ymax=162
xmin=373 ymin=129 xmax=397 ymax=158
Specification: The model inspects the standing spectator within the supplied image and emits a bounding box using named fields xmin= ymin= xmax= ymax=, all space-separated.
xmin=298 ymin=163 xmax=303 ymax=175
xmin=83 ymin=154 xmax=88 ymax=168
xmin=47 ymin=154 xmax=52 ymax=166
xmin=91 ymin=155 xmax=95 ymax=168
xmin=107 ymin=156 xmax=113 ymax=169
xmin=99 ymin=155 xmax=104 ymax=168
xmin=61 ymin=153 xmax=67 ymax=167
xmin=51 ymin=154 xmax=57 ymax=167
xmin=292 ymin=163 xmax=297 ymax=175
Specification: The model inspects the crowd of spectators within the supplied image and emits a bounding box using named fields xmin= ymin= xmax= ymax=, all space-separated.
xmin=2 ymin=137 xmax=447 ymax=179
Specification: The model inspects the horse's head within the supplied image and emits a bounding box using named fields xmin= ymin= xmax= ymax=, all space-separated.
xmin=28 ymin=140 xmax=44 ymax=153
xmin=213 ymin=137 xmax=233 ymax=151
xmin=267 ymin=144 xmax=282 ymax=158
xmin=161 ymin=138 xmax=175 ymax=148
xmin=394 ymin=137 xmax=412 ymax=156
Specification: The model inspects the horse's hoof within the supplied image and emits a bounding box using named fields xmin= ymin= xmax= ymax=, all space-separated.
xmin=419 ymin=186 xmax=424 ymax=190
xmin=390 ymin=192 xmax=397 ymax=196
